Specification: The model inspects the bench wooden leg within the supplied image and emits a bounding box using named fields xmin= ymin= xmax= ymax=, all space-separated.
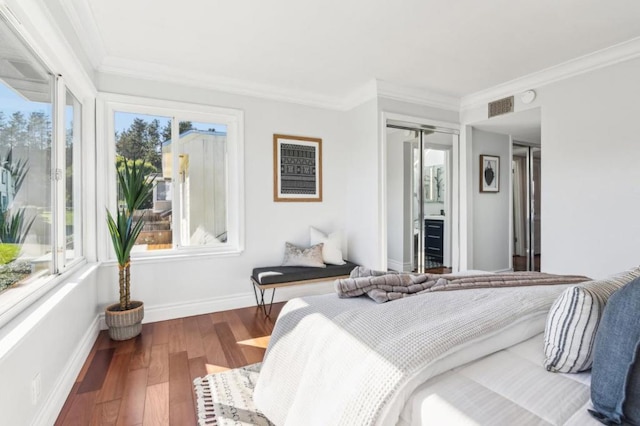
xmin=252 ymin=281 xmax=276 ymax=317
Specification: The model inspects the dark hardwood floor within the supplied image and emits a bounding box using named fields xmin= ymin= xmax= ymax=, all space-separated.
xmin=513 ymin=254 xmax=541 ymax=272
xmin=55 ymin=303 xmax=285 ymax=426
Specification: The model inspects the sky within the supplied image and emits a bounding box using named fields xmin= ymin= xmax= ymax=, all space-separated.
xmin=114 ymin=112 xmax=227 ymax=135
xmin=0 ymin=83 xmax=227 ymax=136
xmin=0 ymin=83 xmax=51 ymax=116
xmin=0 ymin=83 xmax=76 ymax=128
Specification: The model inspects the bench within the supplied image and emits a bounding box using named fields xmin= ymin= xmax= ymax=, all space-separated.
xmin=250 ymin=261 xmax=359 ymax=316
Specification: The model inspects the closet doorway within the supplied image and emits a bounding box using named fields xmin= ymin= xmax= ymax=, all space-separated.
xmin=512 ymin=144 xmax=541 ymax=271
xmin=385 ymin=121 xmax=458 ymax=274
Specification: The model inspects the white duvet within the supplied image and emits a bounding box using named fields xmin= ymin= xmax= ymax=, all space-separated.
xmin=399 ymin=333 xmax=599 ymax=426
xmin=253 ymin=283 xmax=574 ymax=426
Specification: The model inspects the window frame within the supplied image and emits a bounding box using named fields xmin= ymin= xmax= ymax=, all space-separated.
xmin=97 ymin=93 xmax=245 ymax=262
xmin=0 ymin=24 xmax=87 ymax=328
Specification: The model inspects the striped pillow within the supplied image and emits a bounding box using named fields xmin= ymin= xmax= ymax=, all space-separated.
xmin=543 ymin=267 xmax=640 ymax=373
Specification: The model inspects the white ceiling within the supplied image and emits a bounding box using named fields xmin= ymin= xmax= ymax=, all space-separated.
xmin=57 ymin=0 xmax=640 ymax=107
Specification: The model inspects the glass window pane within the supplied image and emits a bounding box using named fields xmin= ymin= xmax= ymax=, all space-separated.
xmin=65 ymin=89 xmax=81 ymax=262
xmin=114 ymin=112 xmax=172 ymax=252
xmin=0 ymin=20 xmax=53 ymax=292
xmin=178 ymin=120 xmax=227 ymax=247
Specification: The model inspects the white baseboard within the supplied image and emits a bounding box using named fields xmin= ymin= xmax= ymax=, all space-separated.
xmin=388 ymin=258 xmax=413 ymax=272
xmin=98 ymin=281 xmax=336 ymax=328
xmin=33 ymin=315 xmax=100 ymax=426
xmin=99 ymin=292 xmax=255 ymax=329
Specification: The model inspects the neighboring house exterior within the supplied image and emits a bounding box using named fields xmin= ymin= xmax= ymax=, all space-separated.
xmin=0 ymin=167 xmax=14 ymax=212
xmin=161 ymin=130 xmax=227 ymax=244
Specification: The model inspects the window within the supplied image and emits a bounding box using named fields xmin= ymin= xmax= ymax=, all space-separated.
xmin=64 ymin=89 xmax=82 ymax=263
xmin=103 ymin=96 xmax=244 ymax=258
xmin=0 ymin=15 xmax=83 ymax=309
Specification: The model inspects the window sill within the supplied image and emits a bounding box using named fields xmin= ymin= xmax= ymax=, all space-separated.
xmin=102 ymin=246 xmax=244 ymax=267
xmin=0 ymin=258 xmax=89 ymax=330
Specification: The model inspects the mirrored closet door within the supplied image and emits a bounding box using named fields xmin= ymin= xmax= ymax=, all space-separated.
xmin=386 ymin=122 xmax=458 ymax=273
xmin=512 ymin=144 xmax=541 ymax=271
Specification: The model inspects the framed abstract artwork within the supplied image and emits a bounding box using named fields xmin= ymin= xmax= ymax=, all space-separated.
xmin=273 ymin=134 xmax=323 ymax=202
xmin=480 ymin=154 xmax=500 ymax=193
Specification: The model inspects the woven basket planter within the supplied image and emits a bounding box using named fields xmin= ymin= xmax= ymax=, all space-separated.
xmin=105 ymin=301 xmax=144 ymax=341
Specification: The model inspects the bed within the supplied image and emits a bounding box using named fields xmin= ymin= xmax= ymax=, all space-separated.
xmin=252 ymin=271 xmax=602 ymax=426
xmin=397 ymin=333 xmax=597 ymax=425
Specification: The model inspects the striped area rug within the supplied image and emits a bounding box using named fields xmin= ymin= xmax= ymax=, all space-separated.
xmin=193 ymin=363 xmax=274 ymax=426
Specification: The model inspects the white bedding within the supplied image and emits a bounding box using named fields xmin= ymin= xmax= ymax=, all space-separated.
xmin=254 ymin=282 xmax=576 ymax=426
xmin=398 ymin=333 xmax=599 ymax=426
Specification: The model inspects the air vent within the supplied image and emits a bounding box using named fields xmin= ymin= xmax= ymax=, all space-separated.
xmin=488 ymin=96 xmax=514 ymax=118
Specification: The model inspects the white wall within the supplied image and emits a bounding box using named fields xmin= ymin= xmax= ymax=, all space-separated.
xmin=461 ymin=57 xmax=640 ymax=278
xmin=471 ymin=128 xmax=511 ymax=271
xmin=97 ymin=73 xmax=352 ymax=317
xmin=386 ymin=130 xmax=404 ymax=269
xmin=539 ymin=57 xmax=640 ymax=278
xmin=386 ymin=131 xmax=413 ymax=271
xmin=345 ymin=98 xmax=380 ymax=268
xmin=0 ymin=265 xmax=100 ymax=426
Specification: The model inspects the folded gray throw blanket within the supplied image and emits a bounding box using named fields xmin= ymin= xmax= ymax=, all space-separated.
xmin=335 ymin=267 xmax=590 ymax=303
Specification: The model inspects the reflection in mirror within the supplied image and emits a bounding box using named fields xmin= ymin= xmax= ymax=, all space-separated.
xmin=424 ymin=165 xmax=444 ymax=203
xmin=386 ymin=123 xmax=457 ymax=274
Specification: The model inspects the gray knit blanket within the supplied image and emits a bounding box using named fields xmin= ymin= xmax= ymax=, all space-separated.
xmin=253 ymin=279 xmax=583 ymax=426
xmin=335 ymin=267 xmax=589 ymax=303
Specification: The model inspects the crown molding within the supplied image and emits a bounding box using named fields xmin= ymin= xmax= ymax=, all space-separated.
xmin=98 ymin=57 xmax=461 ymax=113
xmin=376 ymin=80 xmax=461 ymax=112
xmin=99 ymin=56 xmax=361 ymax=111
xmin=340 ymin=79 xmax=378 ymax=110
xmin=57 ymin=0 xmax=106 ymax=69
xmin=99 ymin=58 xmax=459 ymax=112
xmin=42 ymin=0 xmax=640 ymax=114
xmin=461 ymin=36 xmax=640 ymax=110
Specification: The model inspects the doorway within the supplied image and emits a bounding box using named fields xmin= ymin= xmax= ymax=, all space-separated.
xmin=385 ymin=121 xmax=458 ymax=273
xmin=512 ymin=144 xmax=541 ymax=271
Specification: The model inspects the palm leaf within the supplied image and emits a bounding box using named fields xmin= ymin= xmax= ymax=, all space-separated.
xmin=0 ymin=208 xmax=35 ymax=245
xmin=107 ymin=157 xmax=156 ymax=307
xmin=119 ymin=160 xmax=155 ymax=213
xmin=11 ymin=158 xmax=29 ymax=194
xmin=106 ymin=207 xmax=128 ymax=265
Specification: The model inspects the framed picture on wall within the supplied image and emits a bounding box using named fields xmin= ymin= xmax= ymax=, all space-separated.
xmin=480 ymin=154 xmax=500 ymax=193
xmin=273 ymin=134 xmax=323 ymax=202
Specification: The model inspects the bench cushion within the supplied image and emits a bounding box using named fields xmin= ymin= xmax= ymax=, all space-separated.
xmin=252 ymin=261 xmax=358 ymax=285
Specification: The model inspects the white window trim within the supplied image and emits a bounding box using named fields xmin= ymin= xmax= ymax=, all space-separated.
xmin=97 ymin=93 xmax=245 ymax=262
xmin=0 ymin=63 xmax=89 ymax=327
xmin=0 ymin=77 xmax=88 ymax=327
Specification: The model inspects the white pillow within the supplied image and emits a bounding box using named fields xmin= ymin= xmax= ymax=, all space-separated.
xmin=309 ymin=226 xmax=346 ymax=265
xmin=543 ymin=267 xmax=640 ymax=373
xmin=190 ymin=225 xmax=220 ymax=245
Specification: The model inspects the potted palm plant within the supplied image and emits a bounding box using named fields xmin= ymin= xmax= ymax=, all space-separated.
xmin=105 ymin=160 xmax=155 ymax=340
